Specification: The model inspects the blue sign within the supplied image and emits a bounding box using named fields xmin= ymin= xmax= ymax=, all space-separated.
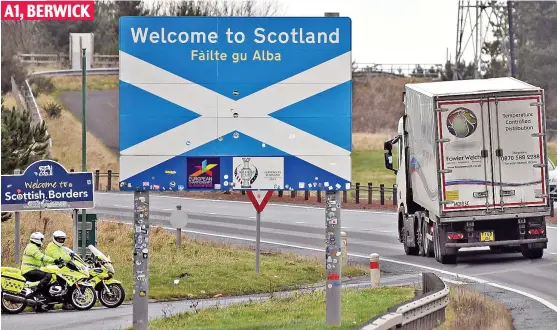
xmin=1 ymin=160 xmax=94 ymax=212
xmin=119 ymin=17 xmax=352 ymax=191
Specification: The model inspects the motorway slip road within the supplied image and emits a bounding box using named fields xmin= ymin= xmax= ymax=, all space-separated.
xmin=91 ymin=192 xmax=557 ymax=312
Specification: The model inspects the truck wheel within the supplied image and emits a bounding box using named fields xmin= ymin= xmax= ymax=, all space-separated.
xmin=521 ymin=246 xmax=544 ymax=259
xmin=433 ymin=224 xmax=457 ymax=264
xmin=422 ymin=220 xmax=434 ymax=257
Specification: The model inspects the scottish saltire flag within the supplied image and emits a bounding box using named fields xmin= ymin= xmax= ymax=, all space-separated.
xmin=119 ymin=17 xmax=352 ymax=191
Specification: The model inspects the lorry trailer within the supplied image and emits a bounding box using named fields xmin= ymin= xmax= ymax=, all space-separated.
xmin=384 ymin=77 xmax=552 ymax=264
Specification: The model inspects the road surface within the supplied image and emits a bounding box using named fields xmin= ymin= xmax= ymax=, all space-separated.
xmin=4 ymin=192 xmax=557 ymax=329
xmin=58 ymin=91 xmax=119 ymax=152
xmin=91 ymin=192 xmax=557 ymax=305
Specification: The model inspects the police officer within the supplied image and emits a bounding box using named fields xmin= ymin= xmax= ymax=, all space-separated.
xmin=45 ymin=230 xmax=73 ymax=309
xmin=21 ymin=232 xmax=63 ymax=301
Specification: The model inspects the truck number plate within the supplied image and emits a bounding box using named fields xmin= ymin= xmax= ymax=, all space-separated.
xmin=480 ymin=231 xmax=494 ymax=242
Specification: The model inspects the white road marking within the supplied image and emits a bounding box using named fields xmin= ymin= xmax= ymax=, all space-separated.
xmin=101 ymin=219 xmax=557 ymax=313
xmin=296 ymin=221 xmax=306 ymax=224
xmin=96 ymin=192 xmax=397 ymax=215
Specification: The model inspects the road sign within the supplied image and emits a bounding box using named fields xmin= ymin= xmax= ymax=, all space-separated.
xmin=1 ymin=160 xmax=94 ymax=211
xmin=169 ymin=208 xmax=189 ymax=228
xmin=118 ymin=16 xmax=352 ymax=192
xmin=247 ymin=190 xmax=274 ymax=213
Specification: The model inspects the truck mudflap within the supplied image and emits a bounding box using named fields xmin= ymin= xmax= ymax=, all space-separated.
xmin=445 ymin=238 xmax=548 ymax=248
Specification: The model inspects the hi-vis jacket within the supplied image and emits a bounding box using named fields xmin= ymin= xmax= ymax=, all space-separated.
xmin=21 ymin=243 xmax=55 ymax=274
xmin=45 ymin=242 xmax=71 ymax=263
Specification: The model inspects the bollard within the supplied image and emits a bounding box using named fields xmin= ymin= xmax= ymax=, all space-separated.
xmin=370 ymin=253 xmax=380 ymax=288
xmin=341 ymin=232 xmax=347 ymax=266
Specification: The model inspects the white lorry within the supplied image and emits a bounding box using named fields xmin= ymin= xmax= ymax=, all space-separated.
xmin=384 ymin=77 xmax=552 ymax=264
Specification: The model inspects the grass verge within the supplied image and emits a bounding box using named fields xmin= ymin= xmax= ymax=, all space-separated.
xmin=50 ymin=75 xmax=118 ymax=91
xmin=1 ymin=211 xmax=367 ymax=301
xmin=437 ymin=286 xmax=513 ymax=330
xmin=36 ymin=94 xmax=118 ymax=172
xmin=138 ymin=287 xmax=414 ymax=330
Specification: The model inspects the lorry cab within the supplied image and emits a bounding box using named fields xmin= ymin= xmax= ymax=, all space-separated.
xmin=383 ymin=78 xmax=550 ymax=264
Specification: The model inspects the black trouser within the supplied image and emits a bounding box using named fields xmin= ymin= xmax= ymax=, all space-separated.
xmin=23 ymin=270 xmax=51 ymax=296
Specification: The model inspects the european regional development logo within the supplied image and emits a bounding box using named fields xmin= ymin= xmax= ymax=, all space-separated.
xmin=187 ymin=158 xmax=220 ymax=190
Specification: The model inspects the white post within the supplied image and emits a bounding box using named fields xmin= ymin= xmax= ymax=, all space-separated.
xmin=341 ymin=232 xmax=347 ymax=266
xmin=370 ymin=253 xmax=380 ymax=288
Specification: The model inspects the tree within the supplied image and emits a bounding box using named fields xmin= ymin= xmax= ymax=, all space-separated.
xmin=1 ymin=98 xmax=51 ymax=222
xmin=441 ymin=60 xmax=476 ymax=81
xmin=1 ymin=55 xmax=26 ymax=94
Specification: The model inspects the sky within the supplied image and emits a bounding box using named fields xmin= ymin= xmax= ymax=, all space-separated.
xmin=139 ymin=0 xmax=491 ymax=66
xmin=276 ymin=0 xmax=460 ymax=65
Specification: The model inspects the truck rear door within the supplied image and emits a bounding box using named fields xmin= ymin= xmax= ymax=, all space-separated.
xmin=436 ymin=93 xmax=548 ymax=212
xmin=488 ymin=95 xmax=547 ymax=209
xmin=436 ymin=98 xmax=495 ymax=212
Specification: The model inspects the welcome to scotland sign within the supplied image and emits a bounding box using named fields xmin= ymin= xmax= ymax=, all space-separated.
xmin=119 ymin=16 xmax=352 ymax=191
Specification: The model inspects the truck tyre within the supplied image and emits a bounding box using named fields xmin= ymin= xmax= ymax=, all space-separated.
xmin=521 ymin=245 xmax=544 ymax=259
xmin=433 ymin=224 xmax=457 ymax=264
xmin=422 ymin=219 xmax=434 ymax=257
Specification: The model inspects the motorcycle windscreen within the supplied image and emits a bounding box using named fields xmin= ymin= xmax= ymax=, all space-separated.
xmin=488 ymin=95 xmax=547 ymax=208
xmin=437 ymin=99 xmax=494 ymax=212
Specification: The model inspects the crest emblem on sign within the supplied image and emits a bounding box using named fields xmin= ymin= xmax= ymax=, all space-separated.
xmin=234 ymin=158 xmax=258 ymax=188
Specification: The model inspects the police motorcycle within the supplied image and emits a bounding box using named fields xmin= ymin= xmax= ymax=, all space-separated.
xmin=0 ymin=248 xmax=97 ymax=314
xmin=79 ymin=245 xmax=125 ymax=308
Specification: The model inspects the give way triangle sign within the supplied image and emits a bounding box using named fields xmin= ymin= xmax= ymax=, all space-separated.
xmin=246 ymin=190 xmax=274 ymax=213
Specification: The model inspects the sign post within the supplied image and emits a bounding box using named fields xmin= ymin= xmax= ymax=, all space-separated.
xmin=13 ymin=169 xmax=21 ymax=264
xmin=246 ymin=190 xmax=273 ymax=273
xmin=133 ymin=189 xmax=149 ymax=330
xmin=325 ymin=190 xmax=342 ymax=326
xmin=81 ymin=47 xmax=88 ymax=259
xmin=323 ymin=12 xmax=343 ymax=327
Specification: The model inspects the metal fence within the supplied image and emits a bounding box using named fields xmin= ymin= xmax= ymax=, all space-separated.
xmin=91 ymin=170 xmax=398 ymax=206
xmin=359 ymin=272 xmax=449 ymax=330
xmin=17 ymin=53 xmax=442 ymax=79
xmin=16 ymin=52 xmax=119 ymax=68
xmin=10 ymin=76 xmax=52 ymax=157
xmin=353 ymin=63 xmax=443 ymax=79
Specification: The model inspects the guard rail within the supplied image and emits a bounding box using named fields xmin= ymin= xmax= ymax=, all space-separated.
xmin=27 ymin=68 xmax=119 ymax=78
xmin=358 ymin=272 xmax=449 ymax=330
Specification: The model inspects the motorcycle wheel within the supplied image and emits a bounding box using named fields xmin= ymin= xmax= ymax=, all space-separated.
xmin=99 ymin=283 xmax=125 ymax=308
xmin=69 ymin=286 xmax=97 ymax=310
xmin=1 ymin=292 xmax=27 ymax=314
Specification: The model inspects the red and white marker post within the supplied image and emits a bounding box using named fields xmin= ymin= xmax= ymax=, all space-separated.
xmin=370 ymin=253 xmax=380 ymax=288
xmin=246 ymin=190 xmax=274 ymax=273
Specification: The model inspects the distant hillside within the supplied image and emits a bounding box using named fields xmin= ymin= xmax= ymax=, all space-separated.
xmin=352 ymin=76 xmax=433 ymax=134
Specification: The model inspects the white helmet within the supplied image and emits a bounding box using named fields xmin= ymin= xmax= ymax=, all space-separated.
xmin=30 ymin=232 xmax=45 ymax=246
xmin=53 ymin=230 xmax=67 ymax=247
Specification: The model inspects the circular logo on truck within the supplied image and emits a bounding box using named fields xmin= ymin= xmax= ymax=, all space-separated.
xmin=446 ymin=107 xmax=478 ymax=138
